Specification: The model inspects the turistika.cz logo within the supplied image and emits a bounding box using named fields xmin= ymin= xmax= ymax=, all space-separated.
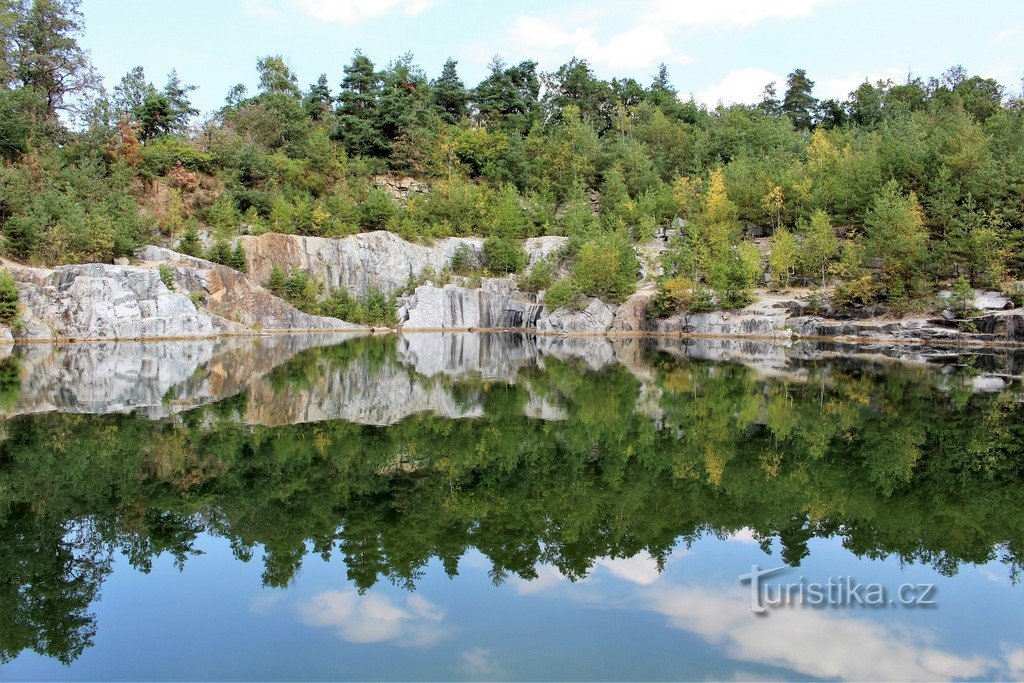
xmin=738 ymin=565 xmax=937 ymax=614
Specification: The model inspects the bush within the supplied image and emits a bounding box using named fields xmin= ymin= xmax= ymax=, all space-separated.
xmin=707 ymin=242 xmax=761 ymax=309
xmin=177 ymin=224 xmax=202 ymax=257
xmin=319 ymin=286 xmax=396 ymax=326
xmin=228 ymin=243 xmax=248 ymax=272
xmin=205 ymin=239 xmax=232 ymax=266
xmin=948 ymin=276 xmax=978 ymax=318
xmin=833 ymin=275 xmax=881 ymax=310
xmin=158 ymin=264 xmax=175 ymax=290
xmin=649 ymin=277 xmax=693 ymax=318
xmin=450 ymin=244 xmax=476 ymax=275
xmin=571 ymin=234 xmax=638 ymax=304
xmin=360 ymin=188 xmax=398 ymax=230
xmin=0 ymin=269 xmax=19 ymax=324
xmin=518 ymin=258 xmax=554 ymax=293
xmin=544 ymin=277 xmax=582 ymax=311
xmin=483 ymin=237 xmax=527 ymax=275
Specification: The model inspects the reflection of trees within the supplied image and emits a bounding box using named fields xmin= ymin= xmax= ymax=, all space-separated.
xmin=1 ymin=339 xmax=1023 ymax=664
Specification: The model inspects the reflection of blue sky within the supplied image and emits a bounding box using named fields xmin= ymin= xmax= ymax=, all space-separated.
xmin=5 ymin=532 xmax=1023 ymax=681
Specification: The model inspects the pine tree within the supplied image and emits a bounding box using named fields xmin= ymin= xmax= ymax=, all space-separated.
xmin=336 ymin=50 xmax=384 ymax=156
xmin=782 ymin=68 xmax=818 ymax=130
xmin=0 ymin=268 xmax=19 ymax=324
xmin=304 ymin=74 xmax=333 ymax=120
xmin=432 ymin=58 xmax=467 ymax=124
xmin=177 ymin=224 xmax=202 ymax=257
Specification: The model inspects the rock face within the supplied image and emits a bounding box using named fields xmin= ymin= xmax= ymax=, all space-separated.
xmin=399 ymin=279 xmax=543 ymax=329
xmin=138 ymin=247 xmax=364 ymax=332
xmin=537 ymin=298 xmax=617 ymax=334
xmin=5 ymin=261 xmax=242 ymax=341
xmin=238 ymin=231 xmax=568 ymax=297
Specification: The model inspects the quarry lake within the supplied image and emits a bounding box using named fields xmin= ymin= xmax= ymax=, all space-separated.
xmin=1 ymin=333 xmax=1023 ymax=681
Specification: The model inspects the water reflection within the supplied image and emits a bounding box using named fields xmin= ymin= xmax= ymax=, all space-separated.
xmin=0 ymin=333 xmax=1022 ymax=678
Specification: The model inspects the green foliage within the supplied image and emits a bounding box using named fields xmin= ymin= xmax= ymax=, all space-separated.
xmin=157 ymin=264 xmax=175 ymax=290
xmin=543 ymin=277 xmax=581 ymax=311
xmin=0 ymin=269 xmax=19 ymax=324
xmin=482 ymin=237 xmax=527 ymax=275
xmin=176 ymin=224 xmax=202 ymax=257
xmin=863 ymin=181 xmax=930 ymax=300
xmin=948 ymin=276 xmax=978 ymax=318
xmin=518 ymin=258 xmax=554 ymax=293
xmin=319 ymin=286 xmax=396 ymax=326
xmin=449 ymin=244 xmax=476 ymax=275
xmin=570 ymin=233 xmax=638 ymax=303
xmin=768 ymin=228 xmax=797 ymax=290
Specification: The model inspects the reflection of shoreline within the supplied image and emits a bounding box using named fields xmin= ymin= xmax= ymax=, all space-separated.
xmin=0 ymin=333 xmax=1021 ymax=423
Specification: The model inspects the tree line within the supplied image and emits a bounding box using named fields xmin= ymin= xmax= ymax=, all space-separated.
xmin=1 ymin=0 xmax=1024 ymax=314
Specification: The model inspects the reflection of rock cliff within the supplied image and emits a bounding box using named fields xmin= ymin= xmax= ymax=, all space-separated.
xmin=0 ymin=333 xmax=1019 ymax=424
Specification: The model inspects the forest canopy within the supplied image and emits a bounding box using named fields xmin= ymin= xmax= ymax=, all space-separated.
xmin=1 ymin=0 xmax=1024 ymax=312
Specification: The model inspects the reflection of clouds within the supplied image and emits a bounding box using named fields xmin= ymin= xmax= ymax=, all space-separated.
xmin=594 ymin=552 xmax=663 ymax=585
xmin=645 ymin=586 xmax=994 ymax=681
xmin=1003 ymin=645 xmax=1024 ymax=681
xmin=724 ymin=528 xmax=758 ymax=545
xmin=458 ymin=647 xmax=508 ymax=680
xmin=249 ymin=591 xmax=287 ymax=614
xmin=514 ymin=564 xmax=567 ymax=595
xmin=514 ymin=550 xmax=677 ymax=594
xmin=299 ymin=589 xmax=449 ymax=647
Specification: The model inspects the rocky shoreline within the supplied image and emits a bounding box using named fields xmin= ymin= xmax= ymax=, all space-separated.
xmin=1 ymin=230 xmax=1022 ymax=346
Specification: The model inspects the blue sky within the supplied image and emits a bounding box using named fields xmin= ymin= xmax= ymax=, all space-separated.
xmin=79 ymin=0 xmax=1023 ymax=116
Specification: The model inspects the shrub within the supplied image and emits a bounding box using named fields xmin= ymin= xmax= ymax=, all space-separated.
xmin=360 ymin=188 xmax=398 ymax=230
xmin=177 ymin=224 xmax=202 ymax=257
xmin=571 ymin=234 xmax=638 ymax=304
xmin=205 ymin=239 xmax=232 ymax=266
xmin=649 ymin=277 xmax=693 ymax=318
xmin=228 ymin=243 xmax=248 ymax=272
xmin=948 ymin=276 xmax=978 ymax=318
xmin=518 ymin=258 xmax=554 ymax=293
xmin=707 ymin=242 xmax=760 ymax=309
xmin=267 ymin=265 xmax=287 ymax=296
xmin=483 ymin=237 xmax=527 ymax=275
xmin=158 ymin=264 xmax=175 ymax=290
xmin=544 ymin=277 xmax=582 ymax=311
xmin=0 ymin=269 xmax=19 ymax=324
xmin=833 ymin=275 xmax=881 ymax=310
xmin=450 ymin=244 xmax=476 ymax=275
xmin=319 ymin=286 xmax=396 ymax=326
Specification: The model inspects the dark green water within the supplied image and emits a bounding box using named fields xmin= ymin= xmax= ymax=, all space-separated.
xmin=0 ymin=333 xmax=1022 ymax=680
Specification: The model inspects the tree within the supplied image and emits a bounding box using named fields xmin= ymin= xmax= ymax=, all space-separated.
xmin=431 ymin=58 xmax=466 ymax=124
xmin=161 ymin=69 xmax=197 ymax=133
xmin=12 ymin=0 xmax=96 ymax=122
xmin=177 ymin=223 xmax=202 ymax=257
xmin=0 ymin=268 xmax=19 ymax=323
xmin=256 ymin=55 xmax=300 ymax=97
xmin=336 ymin=50 xmax=383 ymax=156
xmin=799 ymin=210 xmax=839 ymax=287
xmin=112 ymin=65 xmax=150 ymax=117
xmin=782 ymin=68 xmax=817 ymax=130
xmin=303 ymin=74 xmax=332 ymax=120
xmin=472 ymin=56 xmax=540 ymax=133
xmin=768 ymin=228 xmax=797 ymax=290
xmin=863 ymin=181 xmax=929 ymax=299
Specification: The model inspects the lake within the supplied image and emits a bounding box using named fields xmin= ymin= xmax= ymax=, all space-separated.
xmin=1 ymin=333 xmax=1022 ymax=681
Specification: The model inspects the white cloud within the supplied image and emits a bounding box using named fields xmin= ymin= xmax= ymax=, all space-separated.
xmin=693 ymin=66 xmax=910 ymax=106
xmin=647 ymin=0 xmax=835 ymax=27
xmin=299 ymin=589 xmax=449 ymax=647
xmin=458 ymin=647 xmax=509 ymax=680
xmin=248 ymin=0 xmax=444 ymax=25
xmin=645 ymin=585 xmax=995 ymax=680
xmin=693 ymin=67 xmax=781 ymax=106
xmin=508 ymin=16 xmax=688 ymax=71
xmin=249 ymin=591 xmax=288 ymax=614
xmin=990 ymin=26 xmax=1022 ymax=44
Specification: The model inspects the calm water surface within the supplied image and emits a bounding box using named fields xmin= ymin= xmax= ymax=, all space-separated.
xmin=0 ymin=333 xmax=1022 ymax=681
